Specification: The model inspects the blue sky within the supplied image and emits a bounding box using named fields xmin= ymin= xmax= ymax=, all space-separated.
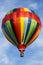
xmin=0 ymin=0 xmax=43 ymax=65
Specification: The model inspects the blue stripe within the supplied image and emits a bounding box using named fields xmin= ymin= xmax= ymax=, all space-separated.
xmin=31 ymin=10 xmax=35 ymax=14
xmin=2 ymin=24 xmax=11 ymax=37
xmin=24 ymin=18 xmax=31 ymax=43
xmin=2 ymin=24 xmax=15 ymax=43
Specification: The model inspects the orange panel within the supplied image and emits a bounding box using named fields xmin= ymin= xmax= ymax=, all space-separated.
xmin=26 ymin=25 xmax=41 ymax=47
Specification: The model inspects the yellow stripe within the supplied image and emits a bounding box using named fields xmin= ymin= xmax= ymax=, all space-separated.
xmin=24 ymin=8 xmax=30 ymax=12
xmin=20 ymin=17 xmax=24 ymax=45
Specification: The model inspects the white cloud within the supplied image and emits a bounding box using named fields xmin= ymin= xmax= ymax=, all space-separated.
xmin=0 ymin=53 xmax=17 ymax=65
xmin=0 ymin=38 xmax=10 ymax=57
xmin=0 ymin=38 xmax=17 ymax=65
xmin=36 ymin=37 xmax=43 ymax=47
xmin=26 ymin=60 xmax=43 ymax=65
xmin=0 ymin=54 xmax=9 ymax=64
xmin=29 ymin=3 xmax=38 ymax=9
xmin=23 ymin=49 xmax=43 ymax=65
xmin=0 ymin=39 xmax=10 ymax=65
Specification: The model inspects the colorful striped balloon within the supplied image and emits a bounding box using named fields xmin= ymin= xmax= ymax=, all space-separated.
xmin=2 ymin=8 xmax=42 ymax=57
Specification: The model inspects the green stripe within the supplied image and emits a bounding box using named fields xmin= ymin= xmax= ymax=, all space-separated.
xmin=5 ymin=20 xmax=18 ymax=46
xmin=25 ymin=19 xmax=37 ymax=44
xmin=7 ymin=10 xmax=12 ymax=14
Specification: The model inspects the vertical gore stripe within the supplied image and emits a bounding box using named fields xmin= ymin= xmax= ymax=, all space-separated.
xmin=2 ymin=24 xmax=18 ymax=46
xmin=10 ymin=19 xmax=20 ymax=45
xmin=2 ymin=24 xmax=11 ymax=38
xmin=23 ymin=18 xmax=29 ymax=43
xmin=26 ymin=24 xmax=41 ymax=47
xmin=5 ymin=20 xmax=18 ymax=46
xmin=24 ymin=18 xmax=31 ymax=44
xmin=2 ymin=28 xmax=16 ymax=46
xmin=20 ymin=17 xmax=24 ymax=45
xmin=27 ymin=23 xmax=38 ymax=44
xmin=25 ymin=19 xmax=37 ymax=44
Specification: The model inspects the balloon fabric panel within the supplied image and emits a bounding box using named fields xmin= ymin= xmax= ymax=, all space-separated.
xmin=24 ymin=18 xmax=31 ymax=44
xmin=25 ymin=19 xmax=37 ymax=45
xmin=5 ymin=20 xmax=18 ymax=46
xmin=26 ymin=23 xmax=41 ymax=47
xmin=2 ymin=28 xmax=16 ymax=46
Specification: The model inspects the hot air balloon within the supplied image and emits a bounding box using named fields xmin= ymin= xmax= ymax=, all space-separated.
xmin=2 ymin=8 xmax=42 ymax=57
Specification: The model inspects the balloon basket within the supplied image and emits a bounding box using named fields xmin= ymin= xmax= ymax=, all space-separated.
xmin=20 ymin=52 xmax=24 ymax=57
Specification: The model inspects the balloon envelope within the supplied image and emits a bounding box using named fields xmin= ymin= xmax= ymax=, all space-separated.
xmin=2 ymin=8 xmax=42 ymax=57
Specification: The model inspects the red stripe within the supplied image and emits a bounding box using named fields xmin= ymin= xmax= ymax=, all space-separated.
xmin=18 ymin=45 xmax=26 ymax=50
xmin=2 ymin=13 xmax=12 ymax=25
xmin=12 ymin=12 xmax=21 ymax=44
xmin=2 ymin=11 xmax=41 ymax=26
